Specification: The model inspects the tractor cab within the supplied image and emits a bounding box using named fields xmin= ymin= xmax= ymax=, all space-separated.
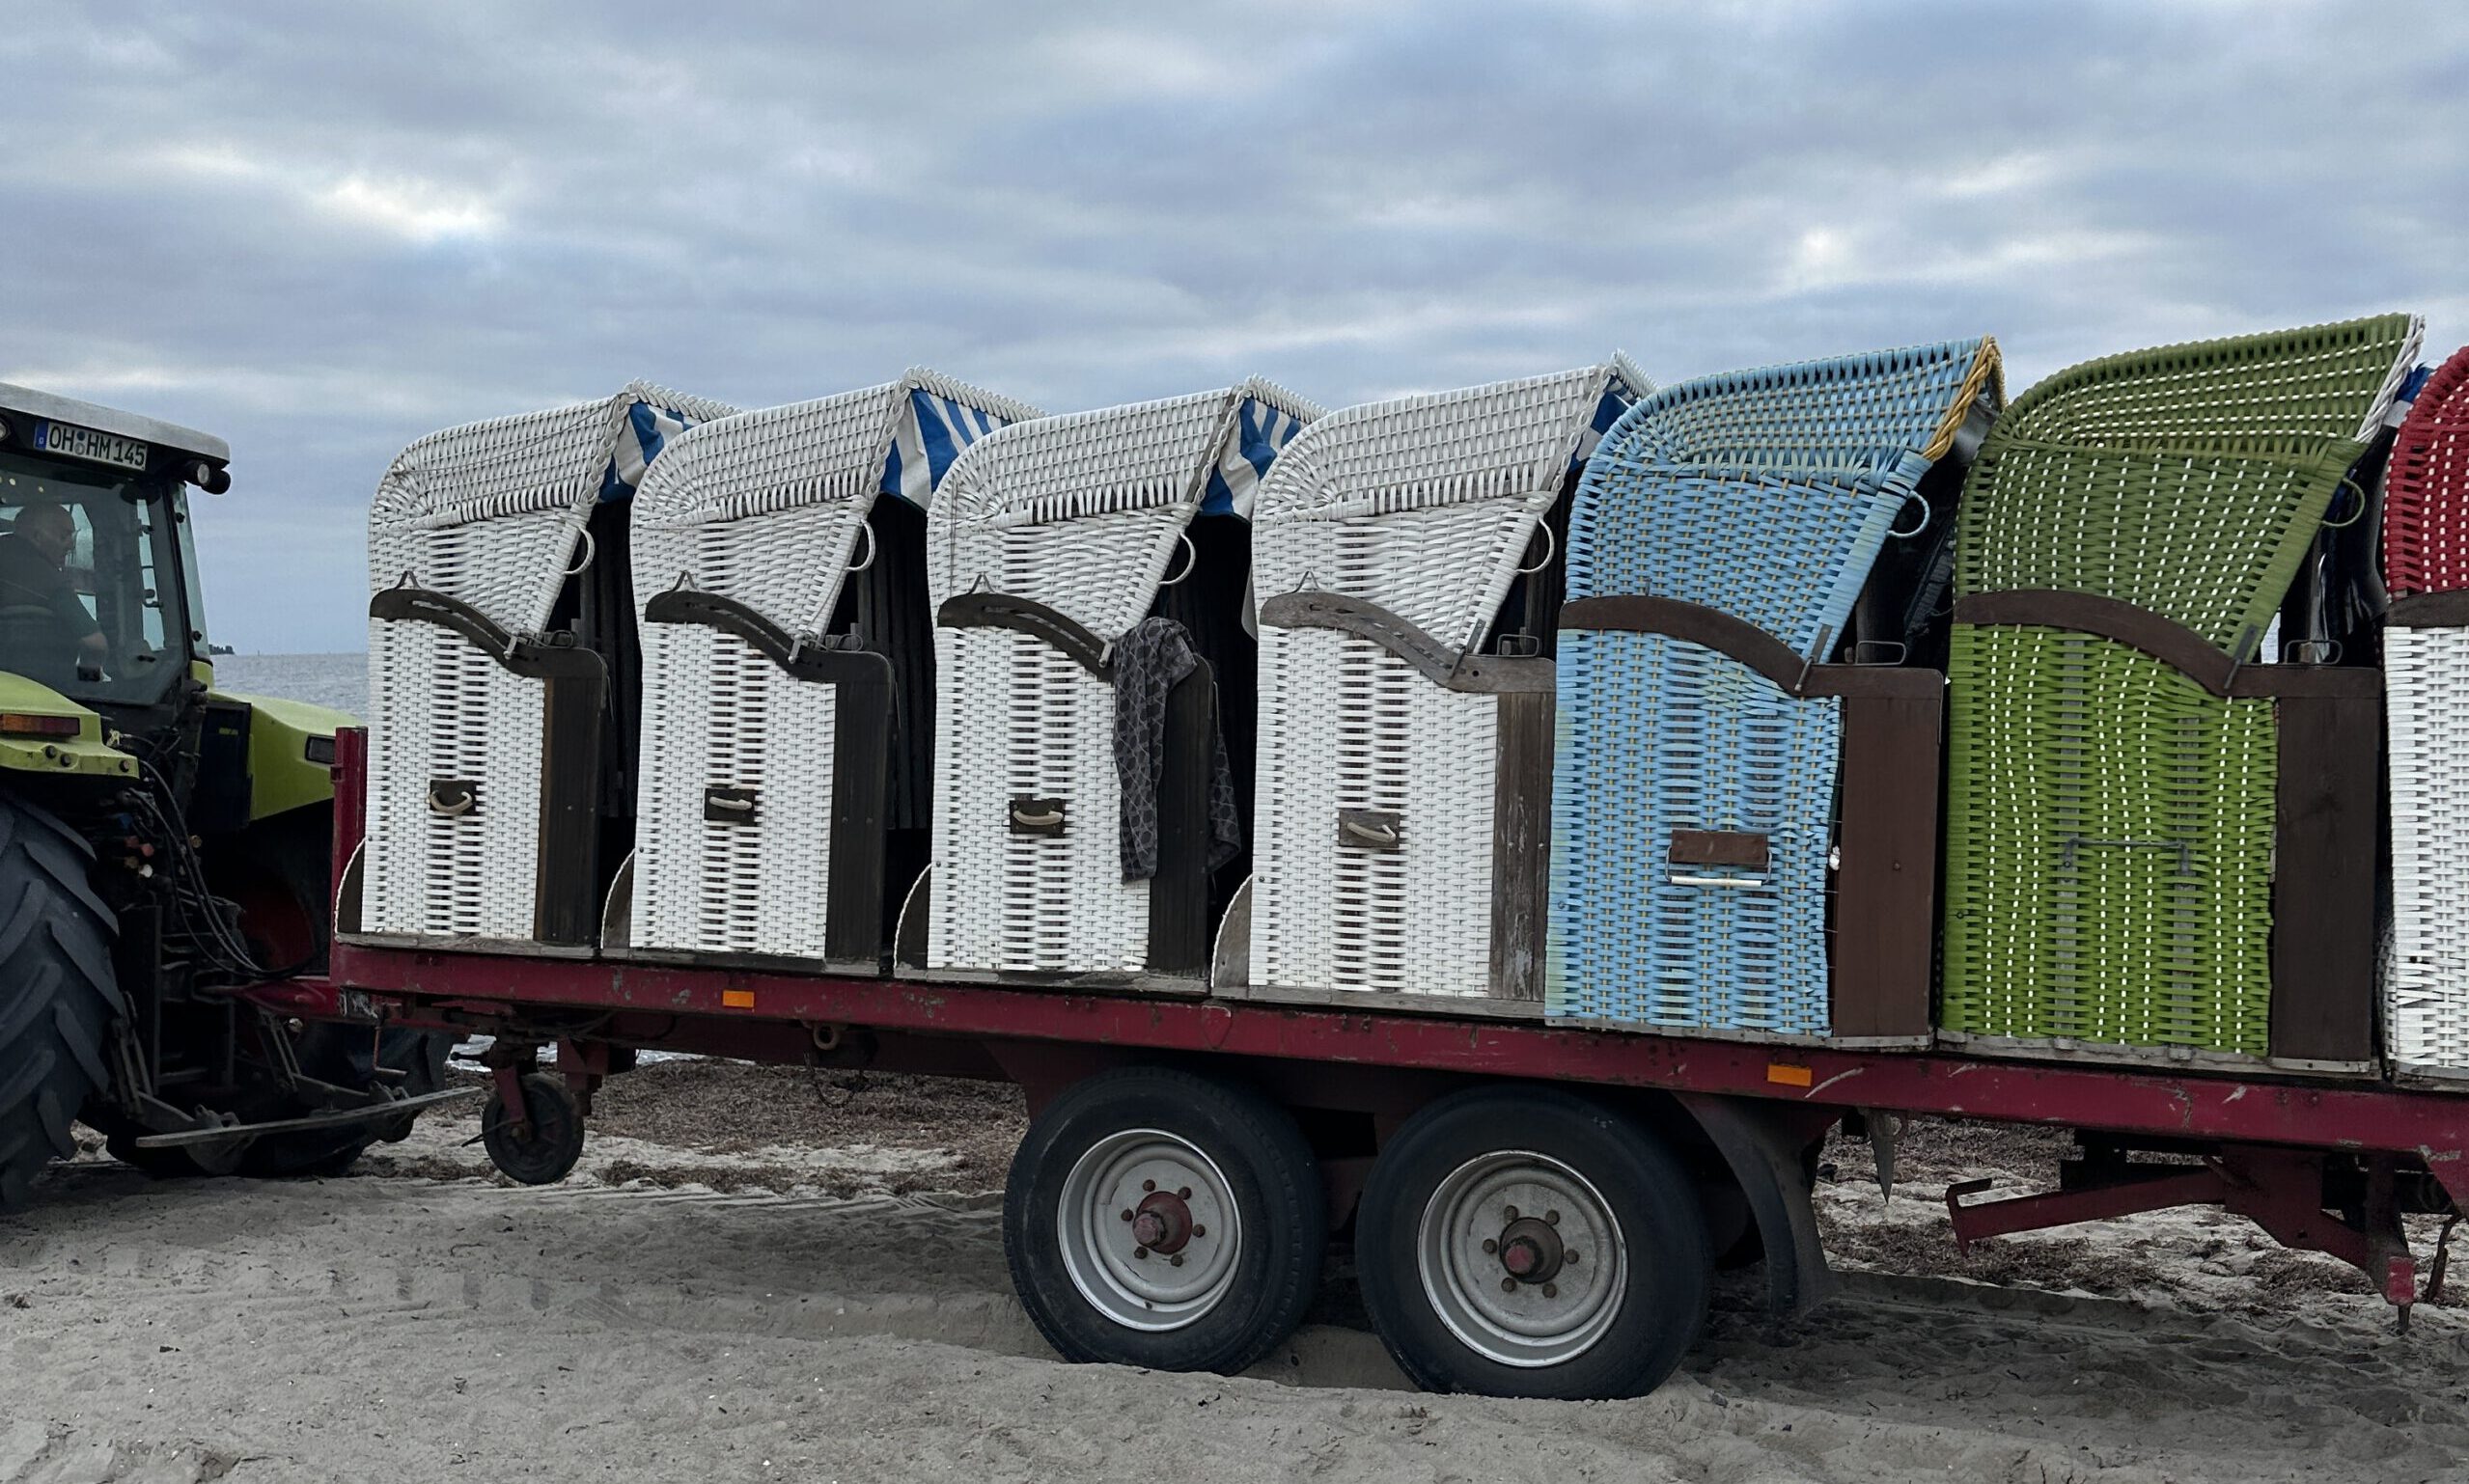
xmin=0 ymin=382 xmax=222 ymax=738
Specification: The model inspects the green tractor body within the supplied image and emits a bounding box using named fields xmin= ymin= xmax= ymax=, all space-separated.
xmin=0 ymin=382 xmax=450 ymax=1206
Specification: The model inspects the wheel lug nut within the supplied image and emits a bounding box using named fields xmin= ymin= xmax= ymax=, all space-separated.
xmin=1121 ymin=1209 xmax=1134 ymax=1222
xmin=1134 ymin=1247 xmax=1150 ymax=1259
xmin=1504 ymin=1206 xmax=1519 ymax=1221
xmin=1178 ymin=1187 xmax=1192 ymax=1199
xmin=1191 ymin=1224 xmax=1206 ymax=1238
xmin=1545 ymin=1210 xmax=1560 ymax=1225
xmin=1482 ymin=1238 xmax=1497 ymax=1254
xmin=1143 ymin=1179 xmax=1155 ymax=1193
xmin=1567 ymin=1250 xmax=1581 ymax=1265
xmin=1542 ymin=1283 xmax=1559 ymax=1299
xmin=1501 ymin=1277 xmax=1517 ymax=1293
xmin=1170 ymin=1253 xmax=1184 ymax=1267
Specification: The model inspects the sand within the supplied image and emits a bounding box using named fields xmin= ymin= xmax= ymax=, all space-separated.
xmin=4 ymin=1061 xmax=2466 ymax=1483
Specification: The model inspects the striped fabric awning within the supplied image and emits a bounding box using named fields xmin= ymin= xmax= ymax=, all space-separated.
xmin=600 ymin=398 xmax=703 ymax=501
xmin=881 ymin=384 xmax=1026 ymax=507
xmin=1200 ymin=393 xmax=1315 ymax=518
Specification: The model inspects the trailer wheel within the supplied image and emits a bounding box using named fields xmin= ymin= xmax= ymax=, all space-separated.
xmin=1356 ymin=1085 xmax=1711 ymax=1400
xmin=1004 ymin=1066 xmax=1325 ymax=1374
xmin=481 ymin=1072 xmax=584 ymax=1185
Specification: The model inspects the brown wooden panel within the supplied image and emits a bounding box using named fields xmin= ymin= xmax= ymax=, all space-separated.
xmin=1487 ymin=690 xmax=1553 ymax=1003
xmin=2388 ymin=591 xmax=2469 ymax=627
xmin=1146 ymin=662 xmax=1217 ymax=976
xmin=531 ymin=666 xmax=607 ymax=948
xmin=937 ymin=591 xmax=1110 ymax=677
xmin=1561 ymin=595 xmax=1807 ymax=692
xmin=824 ymin=653 xmax=896 ymax=966
xmin=2270 ymin=692 xmax=2380 ymax=1064
xmin=1830 ymin=687 xmax=1942 ymax=1039
xmin=1670 ymin=830 xmax=1770 ymax=869
xmin=1259 ymin=591 xmax=1553 ymax=694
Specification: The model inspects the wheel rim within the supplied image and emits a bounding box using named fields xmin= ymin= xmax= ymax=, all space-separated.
xmin=1056 ymin=1128 xmax=1243 ymax=1333
xmin=1416 ymin=1149 xmax=1628 ymax=1368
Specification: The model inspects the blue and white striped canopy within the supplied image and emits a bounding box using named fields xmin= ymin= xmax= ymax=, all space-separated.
xmin=881 ymin=384 xmax=1024 ymax=507
xmin=1571 ymin=356 xmax=1653 ymax=469
xmin=600 ymin=399 xmax=704 ymax=501
xmin=1201 ymin=394 xmax=1314 ymax=518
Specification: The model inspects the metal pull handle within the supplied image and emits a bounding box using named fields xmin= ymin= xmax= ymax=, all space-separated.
xmin=1336 ymin=809 xmax=1402 ymax=850
xmin=427 ymin=783 xmax=477 ymax=816
xmin=1669 ymin=872 xmax=1769 ymax=889
xmin=1013 ymin=807 xmax=1063 ymax=827
xmin=1342 ymin=819 xmax=1399 ymax=845
xmin=708 ymin=796 xmax=754 ymax=813
xmin=2056 ymin=836 xmax=2192 ymax=876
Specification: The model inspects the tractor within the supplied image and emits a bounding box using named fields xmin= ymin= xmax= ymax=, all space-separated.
xmin=0 ymin=381 xmax=458 ymax=1209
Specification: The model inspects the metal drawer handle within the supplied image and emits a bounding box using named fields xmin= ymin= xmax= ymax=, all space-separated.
xmin=427 ymin=783 xmax=476 ymax=816
xmin=1013 ymin=807 xmax=1064 ymax=828
xmin=1669 ymin=872 xmax=1769 ymax=889
xmin=1342 ymin=819 xmax=1399 ymax=846
xmin=707 ymin=795 xmax=754 ymax=813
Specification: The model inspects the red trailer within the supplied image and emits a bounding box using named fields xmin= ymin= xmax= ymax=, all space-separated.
xmin=282 ymin=730 xmax=2469 ymax=1402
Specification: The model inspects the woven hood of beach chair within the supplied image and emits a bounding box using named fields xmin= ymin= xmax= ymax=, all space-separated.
xmin=369 ymin=380 xmax=738 ymax=634
xmin=2384 ymin=344 xmax=2469 ymax=598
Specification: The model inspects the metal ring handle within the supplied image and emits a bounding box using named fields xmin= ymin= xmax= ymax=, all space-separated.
xmin=1157 ymin=531 xmax=1197 ymax=589
xmin=1012 ymin=807 xmax=1065 ymax=828
xmin=561 ymin=528 xmax=597 ymax=578
xmin=2321 ymin=478 xmax=2368 ymax=531
xmin=1514 ymin=520 xmax=1558 ymax=576
xmin=1889 ymin=493 xmax=1932 ymax=540
xmin=427 ymin=789 xmax=475 ymax=817
xmin=846 ymin=521 xmax=877 ymax=574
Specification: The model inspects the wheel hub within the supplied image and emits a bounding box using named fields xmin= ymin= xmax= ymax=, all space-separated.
xmin=1496 ymin=1216 xmax=1563 ymax=1283
xmin=1131 ymin=1190 xmax=1195 ymax=1254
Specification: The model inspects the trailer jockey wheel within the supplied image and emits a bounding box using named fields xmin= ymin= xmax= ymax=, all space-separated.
xmin=1004 ymin=1066 xmax=1325 ymax=1375
xmin=481 ymin=1072 xmax=585 ymax=1186
xmin=1356 ymin=1085 xmax=1711 ymax=1400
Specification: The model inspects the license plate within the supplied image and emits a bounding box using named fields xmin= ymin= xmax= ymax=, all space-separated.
xmin=34 ymin=419 xmax=150 ymax=472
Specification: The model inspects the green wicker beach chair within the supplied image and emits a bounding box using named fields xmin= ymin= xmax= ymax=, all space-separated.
xmin=1940 ymin=315 xmax=2422 ymax=1065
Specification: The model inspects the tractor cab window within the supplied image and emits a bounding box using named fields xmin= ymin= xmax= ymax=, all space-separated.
xmin=0 ymin=450 xmax=188 ymax=706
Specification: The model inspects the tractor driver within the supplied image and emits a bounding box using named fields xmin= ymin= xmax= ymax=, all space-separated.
xmin=0 ymin=504 xmax=109 ymax=678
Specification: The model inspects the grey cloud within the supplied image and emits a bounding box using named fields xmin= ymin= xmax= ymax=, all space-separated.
xmin=1 ymin=1 xmax=2462 ymax=650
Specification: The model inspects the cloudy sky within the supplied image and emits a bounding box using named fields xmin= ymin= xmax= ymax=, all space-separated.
xmin=3 ymin=2 xmax=2462 ymax=652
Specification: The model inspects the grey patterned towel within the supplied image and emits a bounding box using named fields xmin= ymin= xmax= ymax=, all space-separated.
xmin=1113 ymin=617 xmax=1244 ymax=881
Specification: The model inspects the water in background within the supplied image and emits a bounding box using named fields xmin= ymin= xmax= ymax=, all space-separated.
xmin=211 ymin=653 xmax=367 ymax=717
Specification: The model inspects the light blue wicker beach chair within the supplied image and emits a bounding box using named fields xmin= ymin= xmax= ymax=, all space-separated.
xmin=1549 ymin=340 xmax=2002 ymax=1039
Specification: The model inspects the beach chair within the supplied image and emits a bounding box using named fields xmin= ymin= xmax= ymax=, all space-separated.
xmin=1236 ymin=360 xmax=1648 ymax=1007
xmin=610 ymin=371 xmax=1040 ymax=970
xmin=1547 ymin=340 xmax=2002 ymax=1040
xmin=356 ymin=383 xmax=737 ymax=949
xmin=1940 ymin=316 xmax=2423 ymax=1068
xmin=2380 ymin=344 xmax=2469 ymax=1079
xmin=920 ymin=381 xmax=1319 ymax=983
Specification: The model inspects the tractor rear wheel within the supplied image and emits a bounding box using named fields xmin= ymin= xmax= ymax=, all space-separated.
xmin=0 ymin=795 xmax=122 ymax=1211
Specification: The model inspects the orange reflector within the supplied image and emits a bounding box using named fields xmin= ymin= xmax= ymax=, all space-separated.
xmin=0 ymin=713 xmax=79 ymax=738
xmin=1765 ymin=1062 xmax=1814 ymax=1087
xmin=721 ymin=988 xmax=757 ymax=1009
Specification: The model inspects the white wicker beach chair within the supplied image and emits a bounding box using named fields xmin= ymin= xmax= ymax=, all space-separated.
xmin=358 ymin=382 xmax=736 ymax=949
xmin=1240 ymin=359 xmax=1650 ymax=1005
xmin=922 ymin=380 xmax=1319 ymax=982
xmin=612 ymin=371 xmax=1040 ymax=969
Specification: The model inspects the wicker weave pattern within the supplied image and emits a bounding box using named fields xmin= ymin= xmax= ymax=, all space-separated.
xmin=622 ymin=373 xmax=1037 ymax=962
xmin=1940 ymin=317 xmax=2421 ymax=1058
xmin=360 ymin=619 xmax=547 ymax=940
xmin=2385 ymin=346 xmax=2469 ymax=596
xmin=925 ymin=382 xmax=1319 ymax=978
xmin=1249 ymin=626 xmax=1500 ymax=997
xmin=1939 ymin=627 xmax=2277 ymax=1053
xmin=370 ymin=381 xmax=737 ymax=633
xmin=1549 ymin=631 xmax=1837 ymax=1031
xmin=362 ymin=382 xmax=734 ymax=945
xmin=1244 ymin=363 xmax=1646 ymax=1001
xmin=1252 ymin=362 xmax=1646 ymax=647
xmin=1546 ymin=341 xmax=2000 ymax=1034
xmin=1567 ymin=340 xmax=2001 ymax=645
xmin=924 ymin=627 xmax=1147 ymax=975
xmin=929 ymin=380 xmax=1321 ymax=638
xmin=2386 ymin=622 xmax=2469 ymax=1069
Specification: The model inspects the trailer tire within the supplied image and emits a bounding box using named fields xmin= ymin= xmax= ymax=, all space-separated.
xmin=1004 ymin=1066 xmax=1325 ymax=1375
xmin=0 ymin=794 xmax=121 ymax=1212
xmin=1356 ymin=1084 xmax=1711 ymax=1400
xmin=482 ymin=1072 xmax=584 ymax=1185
